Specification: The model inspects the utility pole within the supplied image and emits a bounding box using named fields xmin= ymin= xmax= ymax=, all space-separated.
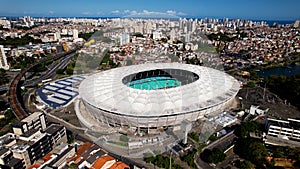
xmin=169 ymin=151 xmax=173 ymax=169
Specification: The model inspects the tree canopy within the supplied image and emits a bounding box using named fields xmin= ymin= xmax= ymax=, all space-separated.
xmin=0 ymin=34 xmax=42 ymax=46
xmin=235 ymin=121 xmax=260 ymax=138
xmin=234 ymin=138 xmax=268 ymax=166
xmin=265 ymin=74 xmax=300 ymax=109
xmin=201 ymin=148 xmax=226 ymax=164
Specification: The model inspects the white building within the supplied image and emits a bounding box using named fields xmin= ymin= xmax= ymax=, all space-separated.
xmin=0 ymin=45 xmax=9 ymax=70
xmin=265 ymin=118 xmax=300 ymax=147
xmin=79 ymin=63 xmax=240 ymax=133
xmin=73 ymin=29 xmax=79 ymax=39
xmin=152 ymin=31 xmax=162 ymax=40
xmin=120 ymin=32 xmax=130 ymax=45
xmin=12 ymin=112 xmax=47 ymax=136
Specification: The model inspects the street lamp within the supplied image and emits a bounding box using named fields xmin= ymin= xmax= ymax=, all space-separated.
xmin=169 ymin=150 xmax=173 ymax=169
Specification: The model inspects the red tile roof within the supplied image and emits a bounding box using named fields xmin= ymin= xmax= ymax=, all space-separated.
xmin=90 ymin=155 xmax=115 ymax=169
xmin=109 ymin=161 xmax=130 ymax=169
xmin=43 ymin=153 xmax=53 ymax=162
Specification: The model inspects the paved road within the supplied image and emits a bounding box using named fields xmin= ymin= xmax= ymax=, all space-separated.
xmin=202 ymin=130 xmax=236 ymax=152
xmin=24 ymin=52 xmax=75 ymax=87
xmin=8 ymin=50 xmax=76 ymax=120
xmin=0 ymin=86 xmax=9 ymax=92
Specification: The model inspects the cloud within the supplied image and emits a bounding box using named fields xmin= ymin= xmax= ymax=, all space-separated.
xmin=48 ymin=11 xmax=55 ymax=15
xmin=129 ymin=10 xmax=137 ymax=15
xmin=177 ymin=12 xmax=187 ymax=16
xmin=124 ymin=10 xmax=131 ymax=14
xmin=166 ymin=10 xmax=177 ymax=16
xmin=108 ymin=9 xmax=188 ymax=18
xmin=111 ymin=10 xmax=120 ymax=14
xmin=82 ymin=11 xmax=92 ymax=15
xmin=121 ymin=10 xmax=186 ymax=18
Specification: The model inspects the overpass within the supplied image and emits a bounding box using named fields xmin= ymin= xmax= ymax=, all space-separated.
xmin=8 ymin=50 xmax=76 ymax=120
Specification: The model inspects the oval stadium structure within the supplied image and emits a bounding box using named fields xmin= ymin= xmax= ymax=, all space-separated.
xmin=79 ymin=63 xmax=240 ymax=131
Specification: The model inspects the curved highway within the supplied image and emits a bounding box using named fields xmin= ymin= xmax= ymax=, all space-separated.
xmin=8 ymin=50 xmax=76 ymax=120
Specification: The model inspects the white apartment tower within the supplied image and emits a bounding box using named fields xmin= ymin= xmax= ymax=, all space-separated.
xmin=120 ymin=32 xmax=130 ymax=45
xmin=0 ymin=45 xmax=9 ymax=70
xmin=73 ymin=29 xmax=79 ymax=39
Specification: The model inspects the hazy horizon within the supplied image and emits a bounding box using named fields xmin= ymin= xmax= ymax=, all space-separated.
xmin=1 ymin=0 xmax=299 ymax=20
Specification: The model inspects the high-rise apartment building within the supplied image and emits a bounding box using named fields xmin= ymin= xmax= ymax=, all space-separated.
xmin=0 ymin=45 xmax=9 ymax=70
xmin=73 ymin=29 xmax=79 ymax=39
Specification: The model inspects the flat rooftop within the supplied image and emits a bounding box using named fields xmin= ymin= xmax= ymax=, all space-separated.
xmin=268 ymin=118 xmax=300 ymax=130
xmin=45 ymin=124 xmax=64 ymax=135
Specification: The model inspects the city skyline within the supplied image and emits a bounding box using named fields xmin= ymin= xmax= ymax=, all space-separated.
xmin=0 ymin=0 xmax=300 ymax=20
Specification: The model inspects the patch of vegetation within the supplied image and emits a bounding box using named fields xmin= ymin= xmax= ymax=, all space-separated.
xmin=10 ymin=55 xmax=35 ymax=69
xmin=208 ymin=134 xmax=218 ymax=142
xmin=0 ymin=69 xmax=9 ymax=85
xmin=79 ymin=32 xmax=95 ymax=41
xmin=207 ymin=33 xmax=236 ymax=42
xmin=69 ymin=163 xmax=76 ymax=169
xmin=265 ymin=74 xmax=300 ymax=109
xmin=270 ymin=146 xmax=300 ymax=168
xmin=0 ymin=109 xmax=17 ymax=136
xmin=132 ymin=32 xmax=144 ymax=38
xmin=185 ymin=57 xmax=202 ymax=65
xmin=108 ymin=141 xmax=128 ymax=147
xmin=188 ymin=131 xmax=200 ymax=142
xmin=235 ymin=121 xmax=260 ymax=138
xmin=181 ymin=149 xmax=198 ymax=168
xmin=67 ymin=130 xmax=75 ymax=144
xmin=144 ymin=154 xmax=183 ymax=169
xmin=0 ymin=34 xmax=42 ymax=46
xmin=201 ymin=148 xmax=226 ymax=164
xmin=119 ymin=134 xmax=129 ymax=142
xmin=234 ymin=138 xmax=271 ymax=168
xmin=100 ymin=53 xmax=119 ymax=69
xmin=235 ymin=160 xmax=252 ymax=169
xmin=243 ymin=80 xmax=256 ymax=88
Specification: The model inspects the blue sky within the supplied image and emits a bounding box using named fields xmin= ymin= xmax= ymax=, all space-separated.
xmin=0 ymin=0 xmax=299 ymax=20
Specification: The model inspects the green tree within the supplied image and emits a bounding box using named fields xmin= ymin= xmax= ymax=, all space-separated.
xmin=235 ymin=121 xmax=260 ymax=138
xmin=244 ymin=81 xmax=255 ymax=88
xmin=79 ymin=32 xmax=95 ymax=41
xmin=266 ymin=74 xmax=300 ymax=109
xmin=66 ymin=68 xmax=74 ymax=75
xmin=0 ymin=34 xmax=42 ymax=46
xmin=236 ymin=160 xmax=251 ymax=169
xmin=181 ymin=149 xmax=197 ymax=168
xmin=235 ymin=138 xmax=268 ymax=166
xmin=208 ymin=148 xmax=226 ymax=163
xmin=201 ymin=148 xmax=226 ymax=164
xmin=69 ymin=163 xmax=76 ymax=169
xmin=188 ymin=131 xmax=199 ymax=142
xmin=67 ymin=130 xmax=75 ymax=144
xmin=0 ymin=68 xmax=9 ymax=85
xmin=56 ymin=69 xmax=65 ymax=75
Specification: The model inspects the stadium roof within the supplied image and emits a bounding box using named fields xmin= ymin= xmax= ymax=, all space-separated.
xmin=79 ymin=63 xmax=240 ymax=117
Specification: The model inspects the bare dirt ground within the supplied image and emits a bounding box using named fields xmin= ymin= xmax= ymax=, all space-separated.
xmin=238 ymin=86 xmax=300 ymax=119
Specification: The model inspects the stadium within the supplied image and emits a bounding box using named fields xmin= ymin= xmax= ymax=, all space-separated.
xmin=79 ymin=63 xmax=240 ymax=133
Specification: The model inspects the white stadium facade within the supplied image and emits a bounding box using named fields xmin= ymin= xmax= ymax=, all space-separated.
xmin=79 ymin=63 xmax=240 ymax=132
